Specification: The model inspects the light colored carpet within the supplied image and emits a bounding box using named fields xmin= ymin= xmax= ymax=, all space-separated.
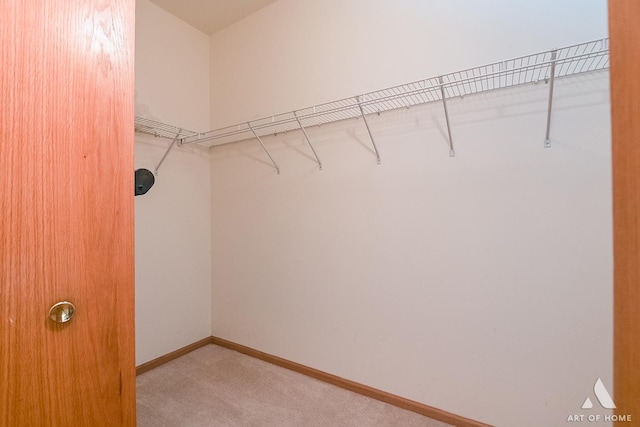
xmin=137 ymin=344 xmax=452 ymax=427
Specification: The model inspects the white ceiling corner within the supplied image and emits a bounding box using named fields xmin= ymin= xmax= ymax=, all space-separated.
xmin=148 ymin=0 xmax=279 ymax=35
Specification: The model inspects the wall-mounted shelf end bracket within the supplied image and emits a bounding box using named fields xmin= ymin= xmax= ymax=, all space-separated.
xmin=439 ymin=77 xmax=456 ymax=157
xmin=356 ymin=96 xmax=382 ymax=164
xmin=544 ymin=50 xmax=558 ymax=148
xmin=248 ymin=122 xmax=280 ymax=175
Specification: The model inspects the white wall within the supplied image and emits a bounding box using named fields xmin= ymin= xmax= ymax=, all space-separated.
xmin=135 ymin=0 xmax=211 ymax=365
xmin=209 ymin=2 xmax=611 ymax=426
xmin=211 ymin=72 xmax=612 ymax=427
xmin=135 ymin=0 xmax=210 ymax=131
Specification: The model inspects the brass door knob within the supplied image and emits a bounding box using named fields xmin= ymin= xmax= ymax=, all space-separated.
xmin=48 ymin=301 xmax=76 ymax=323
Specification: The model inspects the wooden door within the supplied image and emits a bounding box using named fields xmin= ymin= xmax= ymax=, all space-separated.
xmin=0 ymin=1 xmax=136 ymax=425
xmin=609 ymin=1 xmax=640 ymax=424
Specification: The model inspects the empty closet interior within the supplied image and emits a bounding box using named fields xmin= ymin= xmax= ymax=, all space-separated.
xmin=134 ymin=1 xmax=612 ymax=426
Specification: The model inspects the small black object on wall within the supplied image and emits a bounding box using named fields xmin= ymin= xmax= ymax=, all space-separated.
xmin=135 ymin=169 xmax=155 ymax=196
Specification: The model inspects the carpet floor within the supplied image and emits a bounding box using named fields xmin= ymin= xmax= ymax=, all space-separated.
xmin=137 ymin=344 xmax=453 ymax=427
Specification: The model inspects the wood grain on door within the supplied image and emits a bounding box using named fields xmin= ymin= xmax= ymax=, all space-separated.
xmin=0 ymin=1 xmax=136 ymax=425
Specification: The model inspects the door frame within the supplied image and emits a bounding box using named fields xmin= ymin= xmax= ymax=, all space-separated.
xmin=609 ymin=0 xmax=640 ymax=424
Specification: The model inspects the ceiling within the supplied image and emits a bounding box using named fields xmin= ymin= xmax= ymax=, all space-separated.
xmin=148 ymin=0 xmax=279 ymax=35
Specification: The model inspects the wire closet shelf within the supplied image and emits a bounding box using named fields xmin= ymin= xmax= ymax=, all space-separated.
xmin=134 ymin=117 xmax=201 ymax=174
xmin=134 ymin=116 xmax=198 ymax=140
xmin=178 ymin=38 xmax=609 ymax=148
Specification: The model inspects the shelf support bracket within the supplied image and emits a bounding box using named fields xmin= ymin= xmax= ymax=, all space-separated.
xmin=544 ymin=50 xmax=558 ymax=148
xmin=248 ymin=122 xmax=280 ymax=175
xmin=439 ymin=77 xmax=455 ymax=157
xmin=356 ymin=96 xmax=381 ymax=164
xmin=155 ymin=131 xmax=181 ymax=175
xmin=294 ymin=111 xmax=322 ymax=170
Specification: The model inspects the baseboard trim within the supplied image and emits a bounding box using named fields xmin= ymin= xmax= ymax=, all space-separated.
xmin=136 ymin=337 xmax=213 ymax=376
xmin=210 ymin=336 xmax=492 ymax=427
xmin=137 ymin=336 xmax=492 ymax=427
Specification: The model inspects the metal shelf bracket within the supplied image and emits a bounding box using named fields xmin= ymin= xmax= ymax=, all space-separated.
xmin=155 ymin=131 xmax=181 ymax=175
xmin=294 ymin=111 xmax=322 ymax=170
xmin=544 ymin=50 xmax=558 ymax=148
xmin=357 ymin=96 xmax=382 ymax=164
xmin=248 ymin=122 xmax=280 ymax=175
xmin=439 ymin=77 xmax=456 ymax=157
